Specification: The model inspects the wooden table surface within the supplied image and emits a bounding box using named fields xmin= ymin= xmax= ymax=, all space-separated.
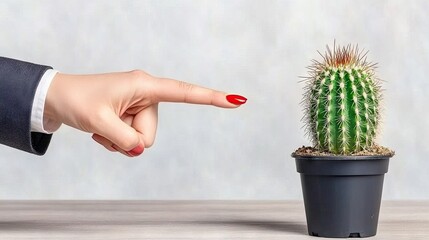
xmin=0 ymin=201 xmax=427 ymax=239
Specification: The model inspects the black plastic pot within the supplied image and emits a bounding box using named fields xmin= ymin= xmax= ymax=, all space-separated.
xmin=292 ymin=154 xmax=391 ymax=238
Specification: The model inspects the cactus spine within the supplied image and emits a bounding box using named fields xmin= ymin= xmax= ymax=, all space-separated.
xmin=303 ymin=44 xmax=382 ymax=154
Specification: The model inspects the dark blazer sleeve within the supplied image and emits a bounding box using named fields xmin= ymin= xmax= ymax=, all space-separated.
xmin=0 ymin=56 xmax=53 ymax=155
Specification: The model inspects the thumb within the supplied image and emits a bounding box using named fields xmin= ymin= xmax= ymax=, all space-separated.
xmin=95 ymin=110 xmax=145 ymax=153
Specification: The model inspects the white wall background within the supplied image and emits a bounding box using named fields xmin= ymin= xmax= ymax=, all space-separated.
xmin=0 ymin=0 xmax=427 ymax=200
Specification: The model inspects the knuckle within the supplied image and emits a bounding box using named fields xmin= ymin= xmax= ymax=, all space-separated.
xmin=129 ymin=70 xmax=158 ymax=101
xmin=128 ymin=70 xmax=152 ymax=87
xmin=144 ymin=139 xmax=155 ymax=148
xmin=178 ymin=81 xmax=194 ymax=91
xmin=129 ymin=69 xmax=149 ymax=79
xmin=118 ymin=134 xmax=139 ymax=150
xmin=177 ymin=81 xmax=194 ymax=102
xmin=209 ymin=89 xmax=217 ymax=105
xmin=124 ymin=142 xmax=137 ymax=151
xmin=128 ymin=70 xmax=145 ymax=86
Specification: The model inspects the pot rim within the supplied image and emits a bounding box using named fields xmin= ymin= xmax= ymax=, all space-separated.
xmin=291 ymin=153 xmax=393 ymax=161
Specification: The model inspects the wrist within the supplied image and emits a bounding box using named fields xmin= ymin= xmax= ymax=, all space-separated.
xmin=44 ymin=72 xmax=63 ymax=131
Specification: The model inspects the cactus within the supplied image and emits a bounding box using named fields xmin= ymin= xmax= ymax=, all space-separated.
xmin=303 ymin=44 xmax=382 ymax=154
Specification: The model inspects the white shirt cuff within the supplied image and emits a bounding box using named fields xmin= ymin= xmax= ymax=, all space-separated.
xmin=31 ymin=69 xmax=62 ymax=133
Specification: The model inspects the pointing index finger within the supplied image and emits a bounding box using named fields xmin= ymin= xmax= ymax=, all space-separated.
xmin=153 ymin=78 xmax=247 ymax=108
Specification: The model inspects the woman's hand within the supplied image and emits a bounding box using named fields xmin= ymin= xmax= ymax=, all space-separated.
xmin=44 ymin=70 xmax=246 ymax=157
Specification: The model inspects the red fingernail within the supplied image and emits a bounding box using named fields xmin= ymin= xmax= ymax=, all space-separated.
xmin=226 ymin=94 xmax=247 ymax=105
xmin=128 ymin=145 xmax=144 ymax=156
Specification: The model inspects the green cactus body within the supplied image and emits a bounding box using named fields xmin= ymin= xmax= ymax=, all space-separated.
xmin=304 ymin=44 xmax=381 ymax=154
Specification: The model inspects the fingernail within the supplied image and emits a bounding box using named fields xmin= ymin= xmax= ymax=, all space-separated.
xmin=128 ymin=144 xmax=144 ymax=156
xmin=226 ymin=94 xmax=247 ymax=105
